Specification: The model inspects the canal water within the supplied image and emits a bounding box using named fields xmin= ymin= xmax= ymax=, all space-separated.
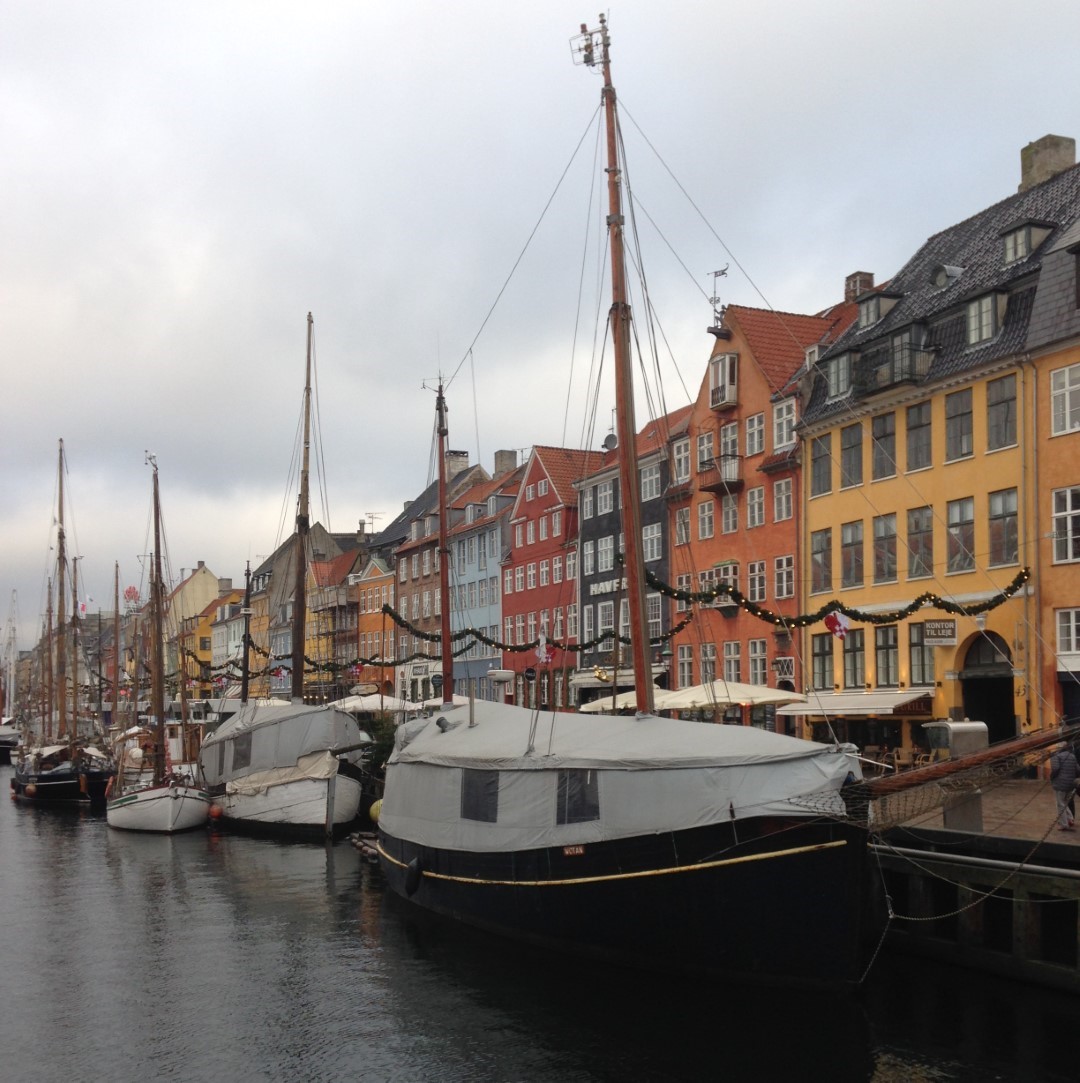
xmin=1 ymin=763 xmax=1075 ymax=1082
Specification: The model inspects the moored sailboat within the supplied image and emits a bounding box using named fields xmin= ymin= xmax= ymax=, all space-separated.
xmin=11 ymin=440 xmax=115 ymax=808
xmin=375 ymin=19 xmax=874 ymax=989
xmin=107 ymin=455 xmax=211 ymax=833
xmin=197 ymin=314 xmax=371 ymax=838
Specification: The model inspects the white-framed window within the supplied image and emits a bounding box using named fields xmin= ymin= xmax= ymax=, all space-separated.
xmin=723 ymin=641 xmax=741 ymax=682
xmin=678 ymin=645 xmax=693 ymax=687
xmin=582 ymin=488 xmax=594 ymax=519
xmin=515 ymin=615 xmax=525 ymax=645
xmin=773 ymin=398 xmax=796 ymax=449
xmin=774 ymin=477 xmax=792 ymax=522
xmin=552 ymin=509 xmax=562 ymax=535
xmin=1051 ymin=362 xmax=1080 ymax=435
xmin=538 ymin=479 xmax=549 ymax=497
xmin=675 ymin=573 xmax=691 ymax=613
xmin=966 ymin=295 xmax=996 ymax=344
xmin=540 ymin=559 xmax=549 ymax=586
xmin=709 ymin=352 xmax=738 ymax=406
xmin=597 ymin=535 xmax=614 ymax=573
xmin=566 ymin=603 xmax=578 ymax=639
xmin=647 ymin=592 xmax=662 ymax=641
xmin=597 ymin=480 xmax=614 ymax=515
xmin=747 ymin=486 xmax=764 ymax=528
xmin=697 ymin=500 xmax=715 ymax=540
xmin=515 ymin=566 xmax=525 ymax=592
xmin=701 ymin=643 xmax=717 ymax=683
xmin=552 ymin=555 xmax=563 ymax=583
xmin=720 ymin=422 xmax=738 ymax=460
xmin=642 ymin=522 xmax=662 ymax=562
xmin=774 ymin=554 xmax=794 ymax=599
xmin=399 ymin=558 xmax=407 ymax=583
xmin=697 ymin=432 xmax=714 ymax=471
xmin=597 ymin=601 xmax=615 ymax=639
xmin=527 ymin=520 xmax=535 ymax=544
xmin=526 ymin=483 xmax=535 ymax=501
xmin=515 ymin=523 xmax=524 ymax=547
xmin=1053 ymin=486 xmax=1080 ymax=562
xmin=539 ymin=516 xmax=548 ymax=540
xmin=582 ymin=541 xmax=595 ymax=576
xmin=748 ymin=560 xmax=766 ymax=603
xmin=673 ymin=438 xmax=690 ymax=482
xmin=411 ymin=553 xmax=419 ymax=579
xmin=1057 ymin=608 xmax=1080 ymax=653
xmin=527 ymin=563 xmax=537 ymax=589
xmin=721 ymin=493 xmax=738 ymax=534
xmin=748 ymin=639 xmax=767 ymax=685
xmin=746 ymin=413 xmax=764 ymax=456
xmin=640 ymin=463 xmax=661 ymax=500
xmin=566 ymin=551 xmax=577 ymax=580
xmin=504 ymin=569 xmax=514 ymax=595
xmin=675 ymin=506 xmax=690 ymax=545
xmin=1003 ymin=227 xmax=1030 ymax=264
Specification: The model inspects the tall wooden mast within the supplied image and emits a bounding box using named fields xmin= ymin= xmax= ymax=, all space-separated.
xmin=291 ymin=313 xmax=314 ymax=704
xmin=149 ymin=455 xmax=166 ymax=785
xmin=583 ymin=16 xmax=654 ymax=714
xmin=435 ymin=381 xmax=454 ymax=703
xmin=112 ymin=563 xmax=120 ymax=725
xmin=56 ymin=439 xmax=69 ymax=738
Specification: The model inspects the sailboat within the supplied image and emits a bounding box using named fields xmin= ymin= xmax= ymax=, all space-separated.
xmin=106 ymin=455 xmax=211 ymax=833
xmin=11 ymin=440 xmax=115 ymax=807
xmin=374 ymin=19 xmax=873 ymax=989
xmin=197 ymin=314 xmax=372 ymax=839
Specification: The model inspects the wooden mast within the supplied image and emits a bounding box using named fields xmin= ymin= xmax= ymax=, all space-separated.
xmin=291 ymin=313 xmax=314 ymax=705
xmin=45 ymin=584 xmax=53 ymax=742
xmin=112 ymin=563 xmax=120 ymax=726
xmin=436 ymin=381 xmax=454 ymax=703
xmin=240 ymin=561 xmax=252 ymax=705
xmin=585 ymin=17 xmax=654 ymax=714
xmin=56 ymin=440 xmax=69 ymax=740
xmin=149 ymin=455 xmax=166 ymax=786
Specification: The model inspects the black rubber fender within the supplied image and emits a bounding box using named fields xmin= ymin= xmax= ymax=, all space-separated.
xmin=405 ymin=856 xmax=424 ymax=896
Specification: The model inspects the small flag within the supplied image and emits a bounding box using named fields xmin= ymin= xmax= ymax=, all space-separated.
xmin=824 ymin=611 xmax=852 ymax=640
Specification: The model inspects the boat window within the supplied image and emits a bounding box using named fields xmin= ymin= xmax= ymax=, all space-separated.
xmin=461 ymin=768 xmax=499 ymax=822
xmin=232 ymin=731 xmax=252 ymax=772
xmin=556 ymin=769 xmax=600 ymax=824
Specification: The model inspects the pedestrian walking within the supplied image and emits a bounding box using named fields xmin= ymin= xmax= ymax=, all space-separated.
xmin=1050 ymin=744 xmax=1079 ymax=831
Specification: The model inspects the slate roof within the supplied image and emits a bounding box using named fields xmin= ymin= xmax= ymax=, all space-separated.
xmin=804 ymin=160 xmax=1080 ymax=425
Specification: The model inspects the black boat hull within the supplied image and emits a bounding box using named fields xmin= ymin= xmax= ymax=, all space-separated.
xmin=379 ymin=816 xmax=874 ymax=989
xmin=10 ymin=765 xmax=114 ymax=810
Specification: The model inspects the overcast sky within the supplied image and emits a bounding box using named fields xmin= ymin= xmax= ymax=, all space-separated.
xmin=5 ymin=0 xmax=1080 ymax=652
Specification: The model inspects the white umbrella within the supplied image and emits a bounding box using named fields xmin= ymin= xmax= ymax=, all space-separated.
xmin=653 ymin=681 xmax=806 ymax=712
xmin=577 ymin=689 xmax=647 ymax=713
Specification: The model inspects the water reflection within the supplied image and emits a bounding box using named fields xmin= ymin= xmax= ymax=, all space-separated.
xmin=2 ymin=763 xmax=1076 ymax=1082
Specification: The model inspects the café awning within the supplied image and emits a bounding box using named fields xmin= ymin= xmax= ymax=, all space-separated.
xmin=775 ymin=689 xmax=933 ymax=716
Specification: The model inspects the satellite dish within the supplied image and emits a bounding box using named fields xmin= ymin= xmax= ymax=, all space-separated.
xmin=602 ymin=433 xmax=618 ymax=451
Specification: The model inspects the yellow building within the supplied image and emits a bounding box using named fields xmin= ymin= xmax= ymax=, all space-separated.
xmin=793 ymin=138 xmax=1080 ymax=752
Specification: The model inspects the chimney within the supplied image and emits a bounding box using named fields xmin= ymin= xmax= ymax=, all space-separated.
xmin=217 ymin=578 xmax=233 ymax=595
xmin=197 ymin=560 xmax=205 ymax=571
xmin=493 ymin=449 xmax=518 ymax=476
xmin=1019 ymin=134 xmax=1076 ymax=192
xmin=445 ymin=449 xmax=469 ymax=478
xmin=356 ymin=519 xmax=367 ymax=541
xmin=845 ymin=271 xmax=874 ymax=304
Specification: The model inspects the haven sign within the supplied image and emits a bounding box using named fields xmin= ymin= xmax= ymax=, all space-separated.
xmin=923 ymin=618 xmax=958 ymax=647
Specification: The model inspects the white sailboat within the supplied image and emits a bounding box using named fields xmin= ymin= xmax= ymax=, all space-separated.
xmin=196 ymin=314 xmax=371 ymax=838
xmin=374 ymin=18 xmax=874 ymax=989
xmin=106 ymin=455 xmax=211 ymax=833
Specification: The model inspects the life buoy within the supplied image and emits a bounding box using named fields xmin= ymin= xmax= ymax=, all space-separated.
xmin=404 ymin=857 xmax=424 ymax=896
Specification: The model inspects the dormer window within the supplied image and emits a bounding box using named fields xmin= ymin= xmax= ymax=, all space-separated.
xmin=932 ymin=264 xmax=964 ymax=289
xmin=1001 ymin=220 xmax=1053 ymax=265
xmin=804 ymin=345 xmax=819 ymax=368
xmin=1003 ymin=227 xmax=1030 ymax=264
xmin=966 ymin=295 xmax=997 ymax=345
xmin=858 ymin=295 xmax=880 ymax=328
xmin=487 ymin=495 xmax=498 ymax=516
xmin=823 ymin=353 xmax=852 ymax=399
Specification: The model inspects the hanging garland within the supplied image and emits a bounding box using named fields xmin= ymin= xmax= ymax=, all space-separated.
xmin=643 ymin=564 xmax=1030 ymax=628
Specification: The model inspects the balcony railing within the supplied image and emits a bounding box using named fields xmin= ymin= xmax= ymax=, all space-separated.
xmin=698 ymin=454 xmax=744 ymax=493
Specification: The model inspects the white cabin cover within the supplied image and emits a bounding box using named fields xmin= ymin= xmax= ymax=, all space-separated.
xmin=380 ymin=700 xmax=860 ymax=852
xmin=199 ymin=703 xmax=362 ymax=787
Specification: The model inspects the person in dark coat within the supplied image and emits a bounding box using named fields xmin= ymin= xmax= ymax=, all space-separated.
xmin=1050 ymin=744 xmax=1079 ymax=831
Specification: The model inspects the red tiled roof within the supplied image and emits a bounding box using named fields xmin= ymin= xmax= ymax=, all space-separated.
xmin=310 ymin=549 xmax=358 ymax=587
xmin=724 ymin=305 xmax=855 ymax=392
xmin=532 ymin=446 xmax=608 ymax=506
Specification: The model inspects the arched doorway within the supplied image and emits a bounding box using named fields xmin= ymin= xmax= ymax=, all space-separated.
xmin=959 ymin=632 xmax=1015 ymax=745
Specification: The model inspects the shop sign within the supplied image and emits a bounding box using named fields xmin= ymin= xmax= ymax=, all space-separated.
xmin=923 ymin=619 xmax=957 ymax=646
